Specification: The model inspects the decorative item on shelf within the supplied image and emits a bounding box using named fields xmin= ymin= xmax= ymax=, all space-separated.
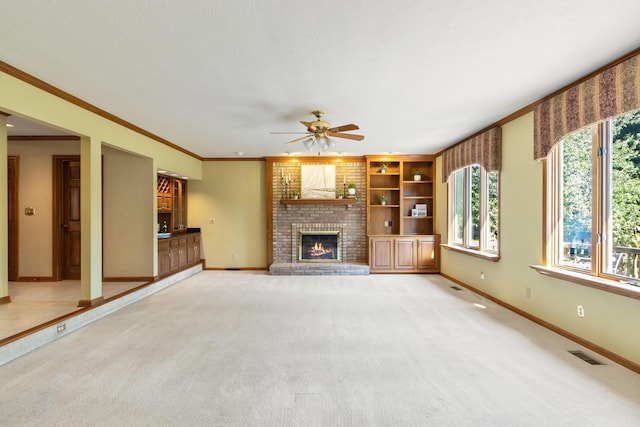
xmin=161 ymin=220 xmax=168 ymax=233
xmin=379 ymin=195 xmax=387 ymax=205
xmin=380 ymin=164 xmax=388 ymax=173
xmin=292 ymin=190 xmax=300 ymax=200
xmin=347 ymin=183 xmax=356 ymax=196
xmin=413 ymin=170 xmax=423 ymax=181
xmin=337 ymin=189 xmax=344 ymax=199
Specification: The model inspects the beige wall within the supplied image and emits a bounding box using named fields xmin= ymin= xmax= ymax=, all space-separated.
xmin=8 ymin=140 xmax=79 ymax=277
xmin=102 ymin=145 xmax=154 ymax=277
xmin=188 ymin=161 xmax=267 ymax=269
xmin=437 ymin=112 xmax=640 ymax=366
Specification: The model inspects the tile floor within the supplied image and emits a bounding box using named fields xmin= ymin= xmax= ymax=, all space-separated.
xmin=0 ymin=281 xmax=146 ymax=341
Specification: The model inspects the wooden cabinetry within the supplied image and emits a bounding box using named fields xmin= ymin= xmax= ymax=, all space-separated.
xmin=370 ymin=238 xmax=394 ymax=270
xmin=157 ymin=232 xmax=201 ymax=278
xmin=157 ymin=175 xmax=173 ymax=213
xmin=366 ymin=155 xmax=439 ymax=273
xmin=157 ymin=175 xmax=187 ymax=233
xmin=158 ymin=239 xmax=171 ymax=277
xmin=187 ymin=233 xmax=201 ymax=264
xmin=369 ymin=235 xmax=440 ymax=273
xmin=172 ymin=179 xmax=187 ymax=232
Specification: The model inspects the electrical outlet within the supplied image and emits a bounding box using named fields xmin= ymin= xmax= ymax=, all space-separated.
xmin=577 ymin=305 xmax=585 ymax=318
xmin=56 ymin=323 xmax=66 ymax=333
xmin=480 ymin=271 xmax=485 ymax=280
xmin=526 ymin=287 xmax=531 ymax=298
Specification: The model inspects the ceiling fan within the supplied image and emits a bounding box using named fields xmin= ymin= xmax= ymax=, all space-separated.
xmin=271 ymin=110 xmax=364 ymax=152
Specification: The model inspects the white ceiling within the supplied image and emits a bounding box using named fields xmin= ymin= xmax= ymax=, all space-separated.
xmin=2 ymin=1 xmax=640 ymax=158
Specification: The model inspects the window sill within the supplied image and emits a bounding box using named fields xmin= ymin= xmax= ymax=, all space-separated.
xmin=530 ymin=265 xmax=640 ymax=301
xmin=441 ymin=244 xmax=500 ymax=262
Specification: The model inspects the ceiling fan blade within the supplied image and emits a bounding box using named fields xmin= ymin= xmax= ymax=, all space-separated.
xmin=300 ymin=121 xmax=315 ymax=129
xmin=329 ymin=132 xmax=365 ymax=141
xmin=328 ymin=123 xmax=359 ymax=133
xmin=285 ymin=135 xmax=314 ymax=144
xmin=270 ymin=132 xmax=309 ymax=134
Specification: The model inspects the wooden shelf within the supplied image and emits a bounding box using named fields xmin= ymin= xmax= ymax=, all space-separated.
xmin=281 ymin=198 xmax=356 ymax=205
xmin=280 ymin=198 xmax=356 ymax=209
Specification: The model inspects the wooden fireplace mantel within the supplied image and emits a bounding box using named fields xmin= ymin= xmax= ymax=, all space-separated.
xmin=280 ymin=198 xmax=356 ymax=210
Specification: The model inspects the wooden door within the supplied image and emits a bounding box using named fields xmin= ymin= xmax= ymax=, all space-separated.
xmin=7 ymin=156 xmax=18 ymax=281
xmin=63 ymin=160 xmax=81 ymax=279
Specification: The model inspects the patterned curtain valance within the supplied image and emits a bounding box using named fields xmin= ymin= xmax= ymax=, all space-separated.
xmin=441 ymin=127 xmax=501 ymax=182
xmin=534 ymin=53 xmax=640 ymax=160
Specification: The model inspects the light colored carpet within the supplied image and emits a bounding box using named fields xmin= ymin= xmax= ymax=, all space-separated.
xmin=1 ymin=271 xmax=639 ymax=426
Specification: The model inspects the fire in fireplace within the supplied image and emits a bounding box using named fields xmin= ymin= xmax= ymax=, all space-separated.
xmin=298 ymin=231 xmax=341 ymax=262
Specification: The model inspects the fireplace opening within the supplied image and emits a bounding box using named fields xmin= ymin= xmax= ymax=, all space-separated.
xmin=299 ymin=231 xmax=341 ymax=262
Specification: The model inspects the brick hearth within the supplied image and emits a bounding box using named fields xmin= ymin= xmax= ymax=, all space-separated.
xmin=269 ymin=262 xmax=369 ymax=275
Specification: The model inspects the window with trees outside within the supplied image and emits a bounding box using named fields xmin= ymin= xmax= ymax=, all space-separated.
xmin=547 ymin=109 xmax=640 ymax=285
xmin=448 ymin=164 xmax=499 ymax=256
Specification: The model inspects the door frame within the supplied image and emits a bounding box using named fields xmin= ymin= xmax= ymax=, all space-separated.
xmin=52 ymin=155 xmax=104 ymax=281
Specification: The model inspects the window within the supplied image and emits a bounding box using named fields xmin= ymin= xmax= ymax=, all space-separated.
xmin=448 ymin=164 xmax=499 ymax=255
xmin=547 ymin=110 xmax=640 ymax=284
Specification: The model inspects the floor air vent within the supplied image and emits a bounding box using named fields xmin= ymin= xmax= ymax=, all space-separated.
xmin=569 ymin=350 xmax=604 ymax=365
xmin=450 ymin=286 xmax=463 ymax=291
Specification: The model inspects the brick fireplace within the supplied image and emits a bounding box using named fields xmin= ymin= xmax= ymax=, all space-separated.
xmin=268 ymin=158 xmax=369 ymax=275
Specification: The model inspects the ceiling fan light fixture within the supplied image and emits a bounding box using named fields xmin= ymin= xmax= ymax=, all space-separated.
xmin=302 ymin=137 xmax=315 ymax=150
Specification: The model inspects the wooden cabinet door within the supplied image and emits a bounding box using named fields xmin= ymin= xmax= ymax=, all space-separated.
xmin=370 ymin=238 xmax=393 ymax=271
xmin=187 ymin=234 xmax=201 ymax=265
xmin=417 ymin=235 xmax=440 ymax=271
xmin=173 ymin=179 xmax=187 ymax=232
xmin=178 ymin=236 xmax=188 ymax=268
xmin=169 ymin=238 xmax=180 ymax=272
xmin=394 ymin=238 xmax=416 ymax=270
xmin=158 ymin=240 xmax=171 ymax=277
xmin=157 ymin=175 xmax=172 ymax=211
